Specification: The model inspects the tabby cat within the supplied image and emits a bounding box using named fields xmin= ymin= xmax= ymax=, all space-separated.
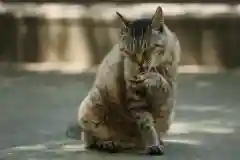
xmin=66 ymin=6 xmax=181 ymax=155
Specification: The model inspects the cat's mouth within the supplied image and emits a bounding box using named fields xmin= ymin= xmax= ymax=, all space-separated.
xmin=135 ymin=54 xmax=143 ymax=66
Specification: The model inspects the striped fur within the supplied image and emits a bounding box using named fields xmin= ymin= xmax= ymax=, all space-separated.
xmin=66 ymin=6 xmax=181 ymax=155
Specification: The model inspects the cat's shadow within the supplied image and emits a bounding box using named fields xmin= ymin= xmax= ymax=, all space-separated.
xmin=1 ymin=140 xmax=200 ymax=159
xmin=81 ymin=140 xmax=200 ymax=159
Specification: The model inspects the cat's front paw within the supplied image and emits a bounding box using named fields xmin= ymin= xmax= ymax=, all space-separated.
xmin=145 ymin=145 xmax=164 ymax=155
xmin=96 ymin=140 xmax=120 ymax=153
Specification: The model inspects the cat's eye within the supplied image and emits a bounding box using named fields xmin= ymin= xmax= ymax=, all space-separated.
xmin=122 ymin=48 xmax=133 ymax=56
xmin=124 ymin=50 xmax=132 ymax=55
xmin=155 ymin=49 xmax=165 ymax=55
xmin=154 ymin=44 xmax=164 ymax=48
xmin=152 ymin=44 xmax=165 ymax=54
xmin=142 ymin=44 xmax=157 ymax=54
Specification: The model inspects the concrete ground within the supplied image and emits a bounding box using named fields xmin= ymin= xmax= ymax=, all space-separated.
xmin=0 ymin=68 xmax=240 ymax=160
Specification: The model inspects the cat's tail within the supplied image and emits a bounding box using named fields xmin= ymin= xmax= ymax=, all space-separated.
xmin=66 ymin=123 xmax=83 ymax=140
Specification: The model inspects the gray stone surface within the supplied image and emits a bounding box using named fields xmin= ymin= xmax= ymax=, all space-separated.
xmin=0 ymin=70 xmax=240 ymax=160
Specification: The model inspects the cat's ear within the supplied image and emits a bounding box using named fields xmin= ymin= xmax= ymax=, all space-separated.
xmin=151 ymin=6 xmax=164 ymax=32
xmin=116 ymin=12 xmax=129 ymax=28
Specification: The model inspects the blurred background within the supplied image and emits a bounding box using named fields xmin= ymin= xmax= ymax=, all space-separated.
xmin=1 ymin=1 xmax=240 ymax=159
xmin=0 ymin=1 xmax=240 ymax=72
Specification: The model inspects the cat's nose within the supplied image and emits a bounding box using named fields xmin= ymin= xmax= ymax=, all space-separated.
xmin=136 ymin=54 xmax=143 ymax=65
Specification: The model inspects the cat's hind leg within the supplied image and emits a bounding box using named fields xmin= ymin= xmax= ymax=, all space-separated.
xmin=77 ymin=91 xmax=123 ymax=153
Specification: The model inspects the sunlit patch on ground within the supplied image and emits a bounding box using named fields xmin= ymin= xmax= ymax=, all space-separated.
xmin=0 ymin=140 xmax=87 ymax=158
xmin=13 ymin=144 xmax=47 ymax=151
xmin=60 ymin=144 xmax=86 ymax=152
xmin=177 ymin=105 xmax=231 ymax=112
xmin=169 ymin=121 xmax=234 ymax=135
xmin=164 ymin=138 xmax=201 ymax=145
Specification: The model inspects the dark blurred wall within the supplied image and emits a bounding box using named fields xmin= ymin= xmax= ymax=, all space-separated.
xmin=1 ymin=0 xmax=239 ymax=3
xmin=0 ymin=3 xmax=240 ymax=69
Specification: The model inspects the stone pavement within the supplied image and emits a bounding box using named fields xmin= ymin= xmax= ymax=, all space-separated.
xmin=0 ymin=69 xmax=240 ymax=160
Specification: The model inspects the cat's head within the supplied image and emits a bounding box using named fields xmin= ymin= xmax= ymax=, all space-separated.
xmin=116 ymin=6 xmax=166 ymax=66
